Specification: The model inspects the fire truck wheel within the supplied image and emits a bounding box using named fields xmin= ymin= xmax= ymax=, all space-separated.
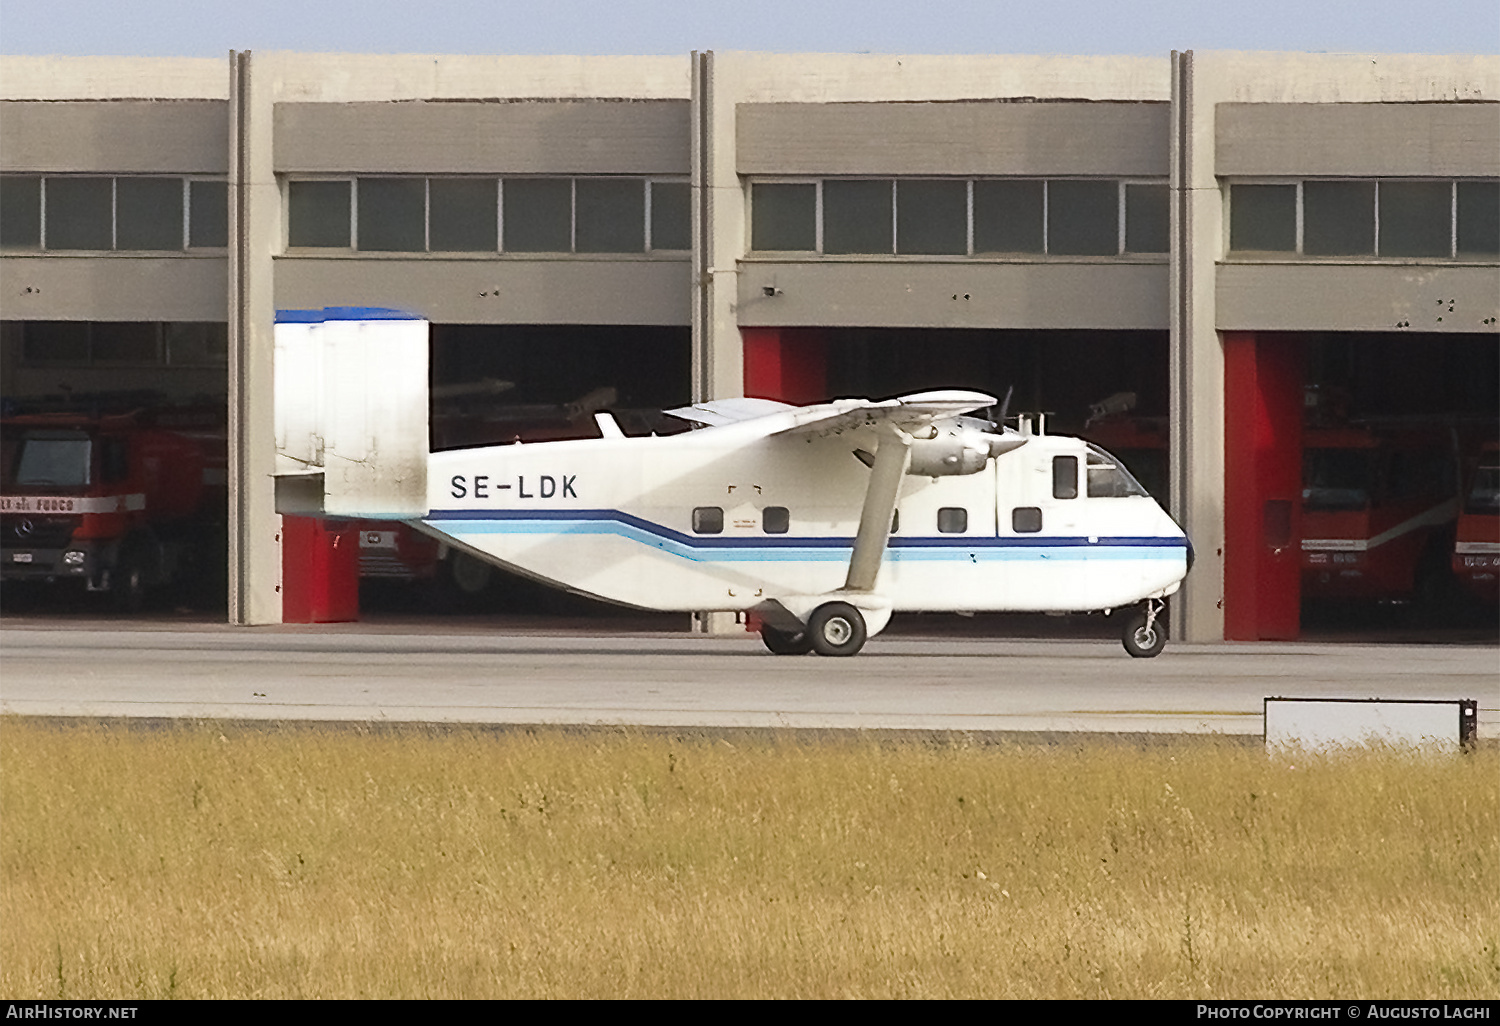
xmin=112 ymin=548 xmax=150 ymax=614
xmin=447 ymin=552 xmax=493 ymax=596
xmin=808 ymin=602 xmax=867 ymax=657
xmin=1121 ymin=609 xmax=1166 ymax=658
xmin=761 ymin=626 xmax=814 ymax=655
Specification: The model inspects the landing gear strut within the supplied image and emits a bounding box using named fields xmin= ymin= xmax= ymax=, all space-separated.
xmin=1121 ymin=599 xmax=1167 ymax=658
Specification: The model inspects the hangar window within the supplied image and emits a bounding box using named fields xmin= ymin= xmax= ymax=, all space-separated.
xmin=751 ymin=183 xmax=817 ymax=251
xmin=974 ymin=179 xmax=1044 ymax=253
xmin=650 ymin=181 xmax=691 ymax=251
xmin=288 ymin=180 xmax=352 ymax=248
xmin=749 ymin=177 xmax=1165 ymax=258
xmin=1229 ymin=184 xmax=1297 ymax=252
xmin=284 ymin=175 xmax=686 ymax=255
xmin=692 ymin=506 xmax=724 ymax=534
xmin=357 ymin=178 xmax=426 ymax=252
xmin=763 ymin=506 xmax=790 ymax=534
xmin=937 ymin=507 xmax=967 ymax=533
xmin=1125 ymin=183 xmax=1169 ymax=254
xmin=116 ymin=178 xmax=185 ymax=250
xmin=1047 ymin=180 xmax=1118 ymax=256
xmin=1229 ymin=178 xmax=1499 ymax=260
xmin=45 ymin=177 xmax=114 ymax=250
xmin=0 ymin=176 xmax=42 ymax=248
xmin=1012 ymin=506 xmax=1042 ymax=533
xmin=1304 ymin=181 xmax=1375 ymax=256
xmin=897 ymin=179 xmax=967 ymax=255
xmin=1458 ymin=180 xmax=1500 ymax=256
xmin=504 ymin=178 xmax=572 ymax=252
xmin=430 ymin=178 xmax=498 ymax=252
xmin=824 ymin=179 xmax=894 ymax=255
xmin=576 ymin=178 xmax=645 ymax=253
xmin=188 ymin=180 xmax=228 ymax=248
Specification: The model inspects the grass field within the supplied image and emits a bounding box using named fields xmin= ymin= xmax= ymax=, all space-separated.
xmin=2 ymin=718 xmax=1496 ymax=999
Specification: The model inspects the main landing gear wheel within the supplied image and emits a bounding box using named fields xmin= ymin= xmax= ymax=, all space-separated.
xmin=808 ymin=602 xmax=868 ymax=657
xmin=1121 ymin=601 xmax=1166 ymax=659
xmin=761 ymin=626 xmax=814 ymax=655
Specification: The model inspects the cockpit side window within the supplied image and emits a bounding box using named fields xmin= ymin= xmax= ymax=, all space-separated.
xmin=1052 ymin=455 xmax=1078 ymax=499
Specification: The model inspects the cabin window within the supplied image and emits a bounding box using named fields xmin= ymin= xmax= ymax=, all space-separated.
xmin=1086 ymin=448 xmax=1149 ymax=498
xmin=937 ymin=507 xmax=967 ymax=533
xmin=692 ymin=506 xmax=723 ymax=534
xmin=763 ymin=506 xmax=790 ymax=534
xmin=1052 ymin=456 xmax=1078 ymax=499
xmin=1013 ymin=507 xmax=1042 ymax=533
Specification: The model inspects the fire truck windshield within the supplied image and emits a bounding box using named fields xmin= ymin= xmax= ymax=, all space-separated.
xmin=11 ymin=431 xmax=92 ymax=488
xmin=1303 ymin=448 xmax=1373 ymax=511
xmin=1467 ymin=463 xmax=1500 ymax=516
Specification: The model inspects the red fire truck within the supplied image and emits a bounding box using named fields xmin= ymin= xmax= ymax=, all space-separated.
xmin=1 ymin=404 xmax=226 ymax=611
xmin=1300 ymin=424 xmax=1461 ymax=607
xmin=1453 ymin=441 xmax=1499 ymax=604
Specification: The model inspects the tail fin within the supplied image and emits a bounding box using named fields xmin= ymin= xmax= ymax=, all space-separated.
xmin=273 ymin=308 xmax=429 ymax=519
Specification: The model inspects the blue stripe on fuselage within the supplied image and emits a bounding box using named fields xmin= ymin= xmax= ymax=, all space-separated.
xmin=423 ymin=508 xmax=1186 ymax=564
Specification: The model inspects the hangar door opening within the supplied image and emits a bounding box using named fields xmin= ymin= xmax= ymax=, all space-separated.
xmin=1224 ymin=331 xmax=1499 ymax=642
xmin=746 ymin=327 xmax=1171 ymax=500
xmin=354 ymin=324 xmax=690 ymax=616
xmin=0 ymin=320 xmax=230 ymax=619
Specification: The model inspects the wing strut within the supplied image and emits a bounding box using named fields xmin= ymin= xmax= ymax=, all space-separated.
xmin=844 ymin=425 xmax=912 ymax=593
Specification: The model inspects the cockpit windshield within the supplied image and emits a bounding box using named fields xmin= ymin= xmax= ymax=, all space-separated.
xmin=1085 ymin=445 xmax=1150 ymax=498
xmin=10 ymin=431 xmax=92 ymax=488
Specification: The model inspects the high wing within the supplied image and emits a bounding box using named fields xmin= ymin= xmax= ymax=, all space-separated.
xmin=669 ymin=390 xmax=1020 ymax=608
xmin=666 ymin=390 xmax=999 ymax=439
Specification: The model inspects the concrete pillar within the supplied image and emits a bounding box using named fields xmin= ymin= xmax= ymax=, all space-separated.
xmin=227 ymin=50 xmax=281 ymax=625
xmin=1168 ymin=50 xmax=1227 ymax=643
xmin=690 ymin=50 xmax=745 ymax=404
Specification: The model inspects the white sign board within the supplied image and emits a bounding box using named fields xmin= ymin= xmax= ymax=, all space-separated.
xmin=1264 ymin=697 xmax=1477 ymax=753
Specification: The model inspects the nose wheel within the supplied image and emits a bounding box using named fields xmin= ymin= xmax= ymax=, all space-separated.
xmin=1121 ymin=599 xmax=1167 ymax=658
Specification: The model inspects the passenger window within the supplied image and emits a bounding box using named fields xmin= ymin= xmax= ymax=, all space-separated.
xmin=937 ymin=507 xmax=967 ymax=533
xmin=692 ymin=507 xmax=723 ymax=534
xmin=1053 ymin=455 xmax=1078 ymax=499
xmin=763 ymin=506 xmax=789 ymax=534
xmin=1013 ymin=507 xmax=1042 ymax=533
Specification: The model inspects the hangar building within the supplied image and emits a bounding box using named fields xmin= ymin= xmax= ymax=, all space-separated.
xmin=1 ymin=50 xmax=1496 ymax=641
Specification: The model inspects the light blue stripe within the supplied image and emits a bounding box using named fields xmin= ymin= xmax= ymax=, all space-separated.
xmin=429 ymin=517 xmax=1185 ymax=565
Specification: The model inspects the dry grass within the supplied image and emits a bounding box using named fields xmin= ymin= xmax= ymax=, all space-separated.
xmin=2 ymin=718 xmax=1496 ymax=999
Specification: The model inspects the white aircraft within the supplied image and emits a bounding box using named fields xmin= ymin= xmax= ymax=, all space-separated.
xmin=420 ymin=391 xmax=1189 ymax=657
xmin=273 ymin=313 xmax=1189 ymax=657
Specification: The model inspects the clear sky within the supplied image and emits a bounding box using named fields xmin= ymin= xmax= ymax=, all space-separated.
xmin=1 ymin=0 xmax=1497 ymax=57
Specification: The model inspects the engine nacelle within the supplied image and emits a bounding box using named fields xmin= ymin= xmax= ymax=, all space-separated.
xmin=906 ymin=424 xmax=1027 ymax=477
